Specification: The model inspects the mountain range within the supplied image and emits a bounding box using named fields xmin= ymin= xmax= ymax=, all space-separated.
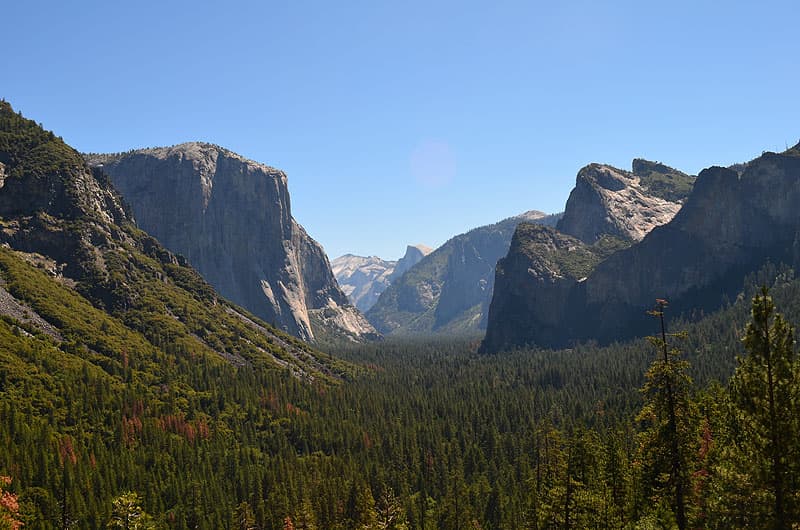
xmin=331 ymin=244 xmax=432 ymax=312
xmin=365 ymin=210 xmax=562 ymax=335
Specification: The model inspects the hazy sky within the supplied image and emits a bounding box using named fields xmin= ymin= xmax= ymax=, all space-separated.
xmin=4 ymin=1 xmax=799 ymax=259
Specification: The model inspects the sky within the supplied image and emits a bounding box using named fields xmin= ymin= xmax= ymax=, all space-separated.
xmin=3 ymin=1 xmax=800 ymax=260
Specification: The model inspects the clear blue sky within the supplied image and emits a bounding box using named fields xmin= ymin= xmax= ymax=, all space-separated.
xmin=4 ymin=1 xmax=799 ymax=260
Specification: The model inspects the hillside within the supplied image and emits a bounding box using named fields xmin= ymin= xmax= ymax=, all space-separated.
xmin=0 ymin=100 xmax=365 ymax=526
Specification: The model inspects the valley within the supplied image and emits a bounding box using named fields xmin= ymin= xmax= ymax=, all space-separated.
xmin=2 ymin=62 xmax=800 ymax=528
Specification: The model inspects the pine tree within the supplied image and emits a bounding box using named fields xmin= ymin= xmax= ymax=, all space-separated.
xmin=731 ymin=287 xmax=798 ymax=528
xmin=232 ymin=501 xmax=257 ymax=530
xmin=635 ymin=299 xmax=693 ymax=529
xmin=106 ymin=492 xmax=155 ymax=530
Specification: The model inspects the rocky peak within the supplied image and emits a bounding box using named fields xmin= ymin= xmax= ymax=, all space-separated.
xmin=556 ymin=163 xmax=685 ymax=244
xmin=390 ymin=244 xmax=433 ymax=281
xmin=480 ymin=223 xmax=630 ymax=352
xmin=90 ymin=143 xmax=376 ymax=342
xmin=332 ymin=243 xmax=432 ymax=313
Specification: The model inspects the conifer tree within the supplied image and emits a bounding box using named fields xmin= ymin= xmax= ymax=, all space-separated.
xmin=731 ymin=287 xmax=798 ymax=528
xmin=636 ymin=299 xmax=693 ymax=530
xmin=107 ymin=492 xmax=155 ymax=530
xmin=232 ymin=501 xmax=257 ymax=530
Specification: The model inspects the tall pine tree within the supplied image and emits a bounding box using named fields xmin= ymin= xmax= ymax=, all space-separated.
xmin=731 ymin=287 xmax=798 ymax=529
xmin=635 ymin=299 xmax=694 ymax=529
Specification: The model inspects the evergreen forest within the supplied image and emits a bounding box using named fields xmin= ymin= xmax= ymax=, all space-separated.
xmin=3 ymin=258 xmax=800 ymax=528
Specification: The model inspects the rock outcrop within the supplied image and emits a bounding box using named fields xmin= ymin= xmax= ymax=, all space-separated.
xmin=332 ymin=244 xmax=432 ymax=312
xmin=87 ymin=143 xmax=376 ymax=342
xmin=556 ymin=163 xmax=690 ymax=244
xmin=366 ymin=211 xmax=561 ymax=335
xmin=391 ymin=244 xmax=433 ymax=281
xmin=482 ymin=146 xmax=800 ymax=351
xmin=481 ymin=225 xmax=628 ymax=351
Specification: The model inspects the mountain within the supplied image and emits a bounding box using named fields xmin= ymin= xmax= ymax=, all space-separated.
xmin=366 ymin=211 xmax=561 ymax=335
xmin=483 ymin=146 xmax=800 ymax=351
xmin=391 ymin=243 xmax=434 ymax=280
xmin=86 ymin=144 xmax=376 ymax=342
xmin=481 ymin=224 xmax=629 ymax=350
xmin=556 ymin=161 xmax=692 ymax=244
xmin=0 ymin=101 xmax=350 ymax=380
xmin=332 ymin=244 xmax=432 ymax=312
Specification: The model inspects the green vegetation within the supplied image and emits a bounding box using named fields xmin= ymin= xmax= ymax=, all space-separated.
xmin=0 ymin=100 xmax=84 ymax=179
xmin=548 ymin=234 xmax=630 ymax=280
xmin=3 ymin=255 xmax=800 ymax=527
xmin=632 ymin=159 xmax=696 ymax=203
xmin=514 ymin=224 xmax=630 ymax=281
xmin=366 ymin=245 xmax=452 ymax=334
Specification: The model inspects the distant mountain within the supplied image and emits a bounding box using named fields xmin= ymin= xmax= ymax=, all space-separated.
xmin=366 ymin=211 xmax=561 ymax=335
xmin=86 ymin=144 xmax=377 ymax=342
xmin=392 ymin=244 xmax=434 ymax=280
xmin=0 ymin=100 xmax=348 ymax=380
xmin=483 ymin=147 xmax=800 ymax=351
xmin=332 ymin=244 xmax=432 ymax=312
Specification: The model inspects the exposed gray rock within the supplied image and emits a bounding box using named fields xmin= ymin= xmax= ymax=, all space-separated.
xmin=332 ymin=244 xmax=432 ymax=312
xmin=481 ymin=225 xmax=628 ymax=352
xmin=0 ymin=280 xmax=63 ymax=340
xmin=391 ymin=244 xmax=433 ymax=281
xmin=556 ymin=163 xmax=684 ymax=244
xmin=366 ymin=210 xmax=562 ymax=335
xmin=88 ymin=143 xmax=376 ymax=342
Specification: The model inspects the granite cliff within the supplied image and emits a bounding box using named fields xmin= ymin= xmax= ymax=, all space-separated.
xmin=483 ymin=146 xmax=800 ymax=351
xmin=556 ymin=162 xmax=692 ymax=244
xmin=87 ymin=144 xmax=376 ymax=342
xmin=332 ymin=244 xmax=432 ymax=312
xmin=366 ymin=211 xmax=561 ymax=335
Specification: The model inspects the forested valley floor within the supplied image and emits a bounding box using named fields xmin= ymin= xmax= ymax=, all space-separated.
xmin=3 ymin=263 xmax=800 ymax=529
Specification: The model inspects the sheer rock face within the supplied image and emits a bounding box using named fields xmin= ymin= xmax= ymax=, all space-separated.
xmin=89 ymin=143 xmax=376 ymax=342
xmin=481 ymin=224 xmax=588 ymax=351
xmin=332 ymin=244 xmax=432 ymax=313
xmin=482 ymin=146 xmax=800 ymax=351
xmin=366 ymin=211 xmax=562 ymax=335
xmin=556 ymin=163 xmax=684 ymax=244
xmin=391 ymin=244 xmax=433 ymax=281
